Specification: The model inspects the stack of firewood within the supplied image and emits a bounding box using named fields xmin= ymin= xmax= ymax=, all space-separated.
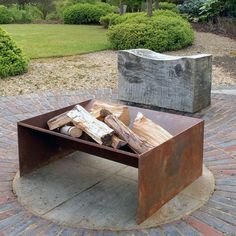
xmin=47 ymin=101 xmax=173 ymax=154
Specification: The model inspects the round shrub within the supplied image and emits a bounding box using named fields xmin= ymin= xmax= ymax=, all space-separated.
xmin=113 ymin=12 xmax=145 ymax=25
xmin=158 ymin=2 xmax=178 ymax=12
xmin=63 ymin=3 xmax=116 ymax=24
xmin=102 ymin=10 xmax=183 ymax=28
xmin=0 ymin=5 xmax=13 ymax=24
xmin=107 ymin=14 xmax=194 ymax=52
xmin=0 ymin=28 xmax=28 ymax=78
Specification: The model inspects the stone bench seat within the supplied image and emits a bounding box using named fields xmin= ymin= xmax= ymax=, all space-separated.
xmin=118 ymin=49 xmax=212 ymax=113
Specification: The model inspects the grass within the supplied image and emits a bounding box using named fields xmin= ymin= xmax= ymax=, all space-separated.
xmin=1 ymin=24 xmax=110 ymax=59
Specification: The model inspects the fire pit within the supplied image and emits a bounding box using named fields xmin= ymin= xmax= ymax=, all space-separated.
xmin=17 ymin=99 xmax=204 ymax=224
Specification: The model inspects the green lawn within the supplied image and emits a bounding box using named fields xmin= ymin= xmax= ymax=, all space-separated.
xmin=1 ymin=24 xmax=110 ymax=59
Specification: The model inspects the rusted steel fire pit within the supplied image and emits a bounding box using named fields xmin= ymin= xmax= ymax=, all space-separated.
xmin=17 ymin=99 xmax=204 ymax=224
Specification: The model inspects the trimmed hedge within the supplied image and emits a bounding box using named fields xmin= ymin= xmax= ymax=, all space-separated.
xmin=63 ymin=3 xmax=116 ymax=24
xmin=0 ymin=28 xmax=28 ymax=78
xmin=107 ymin=13 xmax=194 ymax=52
xmin=0 ymin=5 xmax=13 ymax=24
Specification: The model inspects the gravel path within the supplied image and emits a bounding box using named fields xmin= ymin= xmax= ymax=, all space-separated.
xmin=0 ymin=31 xmax=235 ymax=96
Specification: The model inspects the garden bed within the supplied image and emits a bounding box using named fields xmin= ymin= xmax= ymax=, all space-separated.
xmin=193 ymin=17 xmax=236 ymax=40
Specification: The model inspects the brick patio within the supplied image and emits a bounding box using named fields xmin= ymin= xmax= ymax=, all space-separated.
xmin=0 ymin=89 xmax=236 ymax=235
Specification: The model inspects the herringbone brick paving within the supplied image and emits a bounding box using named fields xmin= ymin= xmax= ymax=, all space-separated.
xmin=0 ymin=89 xmax=235 ymax=235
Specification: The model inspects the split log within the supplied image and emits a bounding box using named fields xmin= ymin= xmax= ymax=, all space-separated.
xmin=47 ymin=112 xmax=71 ymax=130
xmin=132 ymin=112 xmax=173 ymax=146
xmin=111 ymin=135 xmax=127 ymax=149
xmin=47 ymin=100 xmax=130 ymax=130
xmin=102 ymin=109 xmax=154 ymax=154
xmin=67 ymin=105 xmax=114 ymax=146
xmin=60 ymin=125 xmax=82 ymax=138
xmin=90 ymin=100 xmax=130 ymax=126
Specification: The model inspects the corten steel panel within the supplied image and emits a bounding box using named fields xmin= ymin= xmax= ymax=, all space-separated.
xmin=18 ymin=99 xmax=139 ymax=176
xmin=17 ymin=99 xmax=204 ymax=223
xmin=137 ymin=121 xmax=204 ymax=224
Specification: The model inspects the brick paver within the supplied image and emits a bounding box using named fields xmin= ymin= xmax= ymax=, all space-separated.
xmin=0 ymin=89 xmax=235 ymax=235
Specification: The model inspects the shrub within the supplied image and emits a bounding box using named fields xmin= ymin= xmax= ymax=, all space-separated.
xmin=101 ymin=10 xmax=182 ymax=28
xmin=25 ymin=4 xmax=44 ymax=21
xmin=178 ymin=0 xmax=235 ymax=22
xmin=53 ymin=0 xmax=97 ymax=20
xmin=0 ymin=27 xmax=28 ymax=78
xmin=0 ymin=5 xmax=13 ymax=24
xmin=159 ymin=2 xmax=178 ymax=12
xmin=199 ymin=0 xmax=226 ymax=21
xmin=63 ymin=3 xmax=116 ymax=24
xmin=46 ymin=11 xmax=58 ymax=20
xmin=100 ymin=13 xmax=119 ymax=28
xmin=107 ymin=13 xmax=194 ymax=52
xmin=8 ymin=4 xmax=43 ymax=23
xmin=178 ymin=0 xmax=207 ymax=18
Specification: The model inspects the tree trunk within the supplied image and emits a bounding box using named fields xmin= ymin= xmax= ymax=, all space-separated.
xmin=119 ymin=0 xmax=124 ymax=15
xmin=147 ymin=0 xmax=153 ymax=17
xmin=154 ymin=0 xmax=159 ymax=10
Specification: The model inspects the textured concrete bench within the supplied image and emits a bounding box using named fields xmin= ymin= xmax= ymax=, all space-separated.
xmin=118 ymin=49 xmax=212 ymax=113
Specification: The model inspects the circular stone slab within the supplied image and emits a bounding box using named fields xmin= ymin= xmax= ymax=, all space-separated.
xmin=13 ymin=151 xmax=214 ymax=230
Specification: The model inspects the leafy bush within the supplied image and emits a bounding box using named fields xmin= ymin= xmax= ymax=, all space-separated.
xmin=107 ymin=13 xmax=194 ymax=52
xmin=159 ymin=2 xmax=178 ymax=12
xmin=100 ymin=13 xmax=119 ymax=28
xmin=178 ymin=0 xmax=235 ymax=21
xmin=63 ymin=3 xmax=116 ymax=24
xmin=0 ymin=5 xmax=13 ymax=24
xmin=199 ymin=0 xmax=225 ymax=21
xmin=26 ymin=4 xmax=44 ymax=21
xmin=178 ymin=0 xmax=207 ymax=19
xmin=8 ymin=4 xmax=43 ymax=23
xmin=46 ymin=11 xmax=59 ymax=20
xmin=0 ymin=28 xmax=28 ymax=78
